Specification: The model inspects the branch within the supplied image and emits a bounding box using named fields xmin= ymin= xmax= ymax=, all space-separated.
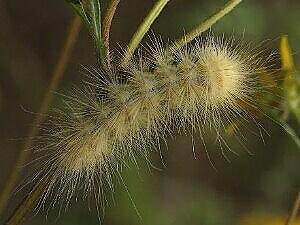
xmin=5 ymin=179 xmax=48 ymax=225
xmin=121 ymin=0 xmax=170 ymax=66
xmin=102 ymin=0 xmax=121 ymax=69
xmin=0 ymin=15 xmax=82 ymax=214
xmin=169 ymin=0 xmax=243 ymax=51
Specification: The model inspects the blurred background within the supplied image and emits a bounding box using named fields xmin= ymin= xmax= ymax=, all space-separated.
xmin=0 ymin=0 xmax=300 ymax=224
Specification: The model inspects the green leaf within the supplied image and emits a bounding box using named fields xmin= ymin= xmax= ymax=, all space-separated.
xmin=66 ymin=0 xmax=90 ymax=26
xmin=89 ymin=0 xmax=106 ymax=65
xmin=89 ymin=0 xmax=101 ymax=40
xmin=66 ymin=0 xmax=106 ymax=66
xmin=280 ymin=120 xmax=300 ymax=150
xmin=266 ymin=106 xmax=300 ymax=150
xmin=269 ymin=112 xmax=300 ymax=150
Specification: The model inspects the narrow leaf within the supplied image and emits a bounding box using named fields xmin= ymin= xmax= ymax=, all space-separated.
xmin=280 ymin=35 xmax=295 ymax=70
xmin=89 ymin=0 xmax=106 ymax=65
xmin=89 ymin=0 xmax=102 ymax=40
xmin=279 ymin=120 xmax=300 ymax=150
xmin=66 ymin=0 xmax=90 ymax=26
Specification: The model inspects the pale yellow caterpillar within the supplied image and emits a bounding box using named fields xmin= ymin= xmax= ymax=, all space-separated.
xmin=32 ymin=34 xmax=277 ymax=212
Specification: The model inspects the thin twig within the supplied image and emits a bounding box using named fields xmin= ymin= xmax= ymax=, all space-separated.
xmin=285 ymin=191 xmax=300 ymax=225
xmin=5 ymin=179 xmax=48 ymax=225
xmin=169 ymin=0 xmax=243 ymax=51
xmin=102 ymin=0 xmax=121 ymax=69
xmin=0 ymin=15 xmax=82 ymax=214
xmin=120 ymin=0 xmax=170 ymax=66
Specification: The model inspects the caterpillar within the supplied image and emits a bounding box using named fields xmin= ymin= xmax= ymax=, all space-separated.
xmin=33 ymin=34 xmax=277 ymax=211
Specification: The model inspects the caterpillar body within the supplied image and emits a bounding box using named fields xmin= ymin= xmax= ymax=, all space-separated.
xmin=34 ymin=35 xmax=276 ymax=210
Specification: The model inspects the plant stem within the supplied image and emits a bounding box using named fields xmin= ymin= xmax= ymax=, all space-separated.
xmin=121 ymin=0 xmax=170 ymax=66
xmin=285 ymin=191 xmax=300 ymax=225
xmin=169 ymin=0 xmax=243 ymax=51
xmin=0 ymin=15 xmax=82 ymax=215
xmin=5 ymin=179 xmax=48 ymax=225
xmin=102 ymin=0 xmax=121 ymax=69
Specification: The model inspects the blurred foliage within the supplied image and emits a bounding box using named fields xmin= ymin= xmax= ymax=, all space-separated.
xmin=277 ymin=36 xmax=300 ymax=150
xmin=239 ymin=212 xmax=300 ymax=225
xmin=105 ymin=166 xmax=237 ymax=225
xmin=280 ymin=36 xmax=300 ymax=123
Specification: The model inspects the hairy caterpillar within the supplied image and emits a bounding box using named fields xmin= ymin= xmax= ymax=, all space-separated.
xmin=33 ymin=34 xmax=277 ymax=211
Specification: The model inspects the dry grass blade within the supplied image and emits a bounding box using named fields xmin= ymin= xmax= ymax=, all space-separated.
xmin=5 ymin=179 xmax=48 ymax=225
xmin=0 ymin=15 xmax=82 ymax=214
xmin=285 ymin=191 xmax=300 ymax=225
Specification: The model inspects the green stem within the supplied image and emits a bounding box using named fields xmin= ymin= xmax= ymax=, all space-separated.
xmin=121 ymin=0 xmax=170 ymax=66
xmin=169 ymin=0 xmax=243 ymax=51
